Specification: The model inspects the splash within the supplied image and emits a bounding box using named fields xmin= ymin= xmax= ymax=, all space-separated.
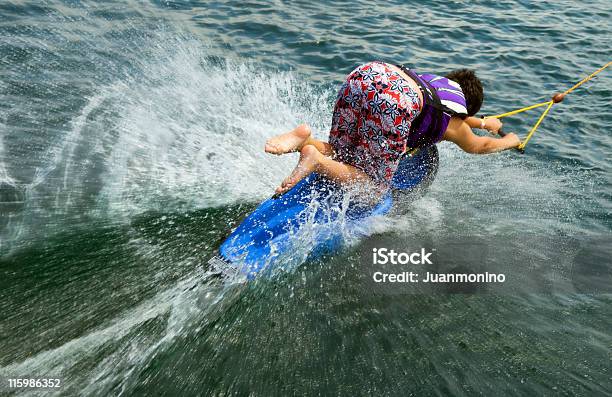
xmin=1 ymin=34 xmax=335 ymax=252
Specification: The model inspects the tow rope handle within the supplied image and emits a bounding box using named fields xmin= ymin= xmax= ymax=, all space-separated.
xmin=483 ymin=61 xmax=610 ymax=153
xmin=481 ymin=114 xmax=525 ymax=153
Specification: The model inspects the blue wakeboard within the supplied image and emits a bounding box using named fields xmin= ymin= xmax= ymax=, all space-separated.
xmin=214 ymin=145 xmax=439 ymax=279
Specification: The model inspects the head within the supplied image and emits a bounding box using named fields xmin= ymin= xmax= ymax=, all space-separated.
xmin=445 ymin=69 xmax=483 ymax=117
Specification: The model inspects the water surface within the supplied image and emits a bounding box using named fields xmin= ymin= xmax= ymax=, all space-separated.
xmin=1 ymin=1 xmax=610 ymax=395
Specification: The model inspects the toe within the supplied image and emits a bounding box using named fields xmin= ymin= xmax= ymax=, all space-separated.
xmin=265 ymin=144 xmax=278 ymax=154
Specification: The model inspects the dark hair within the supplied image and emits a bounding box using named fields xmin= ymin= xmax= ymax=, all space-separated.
xmin=445 ymin=69 xmax=483 ymax=117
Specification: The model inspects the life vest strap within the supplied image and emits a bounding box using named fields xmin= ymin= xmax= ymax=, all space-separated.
xmin=395 ymin=64 xmax=447 ymax=152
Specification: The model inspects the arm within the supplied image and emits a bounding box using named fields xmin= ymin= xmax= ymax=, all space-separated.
xmin=465 ymin=116 xmax=503 ymax=133
xmin=443 ymin=118 xmax=520 ymax=154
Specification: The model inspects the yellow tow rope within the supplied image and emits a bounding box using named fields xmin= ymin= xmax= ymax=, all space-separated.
xmin=484 ymin=61 xmax=611 ymax=151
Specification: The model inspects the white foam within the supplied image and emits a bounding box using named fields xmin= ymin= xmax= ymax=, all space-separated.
xmin=86 ymin=40 xmax=333 ymax=216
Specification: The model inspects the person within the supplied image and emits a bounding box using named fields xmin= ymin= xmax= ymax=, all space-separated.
xmin=265 ymin=61 xmax=521 ymax=195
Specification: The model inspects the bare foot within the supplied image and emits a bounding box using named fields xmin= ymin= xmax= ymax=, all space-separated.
xmin=275 ymin=145 xmax=321 ymax=194
xmin=265 ymin=124 xmax=311 ymax=155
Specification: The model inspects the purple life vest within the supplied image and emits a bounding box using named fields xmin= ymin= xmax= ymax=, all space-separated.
xmin=396 ymin=65 xmax=468 ymax=150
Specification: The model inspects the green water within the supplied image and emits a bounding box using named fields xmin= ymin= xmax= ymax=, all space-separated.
xmin=0 ymin=1 xmax=610 ymax=395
